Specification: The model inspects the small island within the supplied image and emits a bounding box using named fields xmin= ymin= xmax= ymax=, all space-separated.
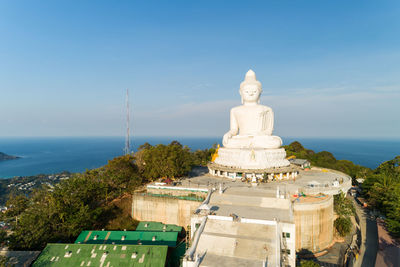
xmin=0 ymin=152 xmax=20 ymax=161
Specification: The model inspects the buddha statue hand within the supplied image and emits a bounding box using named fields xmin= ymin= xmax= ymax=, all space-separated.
xmin=222 ymin=131 xmax=234 ymax=147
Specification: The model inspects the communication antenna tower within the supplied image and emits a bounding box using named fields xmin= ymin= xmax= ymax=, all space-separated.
xmin=124 ymin=88 xmax=131 ymax=155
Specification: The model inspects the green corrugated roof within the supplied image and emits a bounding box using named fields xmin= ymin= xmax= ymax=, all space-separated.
xmin=32 ymin=243 xmax=167 ymax=267
xmin=136 ymin=221 xmax=182 ymax=233
xmin=75 ymin=230 xmax=178 ymax=247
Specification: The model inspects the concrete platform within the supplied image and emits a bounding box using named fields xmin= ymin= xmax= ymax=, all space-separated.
xmin=151 ymin=166 xmax=350 ymax=267
xmin=195 ymin=219 xmax=278 ymax=267
xmin=177 ymin=166 xmax=351 ymax=196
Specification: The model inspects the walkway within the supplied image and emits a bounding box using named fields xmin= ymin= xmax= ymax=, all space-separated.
xmin=353 ymin=198 xmax=378 ymax=267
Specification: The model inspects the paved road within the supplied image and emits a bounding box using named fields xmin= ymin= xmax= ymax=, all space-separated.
xmin=375 ymin=219 xmax=400 ymax=267
xmin=353 ymin=198 xmax=378 ymax=267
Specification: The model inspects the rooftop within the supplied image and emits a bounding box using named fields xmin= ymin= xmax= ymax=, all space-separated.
xmin=136 ymin=221 xmax=182 ymax=233
xmin=194 ymin=219 xmax=279 ymax=266
xmin=32 ymin=243 xmax=168 ymax=267
xmin=208 ymin=187 xmax=294 ymax=222
xmin=75 ymin=230 xmax=178 ymax=247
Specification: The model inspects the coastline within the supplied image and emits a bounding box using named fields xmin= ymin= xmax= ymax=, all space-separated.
xmin=0 ymin=172 xmax=72 ymax=205
xmin=0 ymin=137 xmax=399 ymax=179
xmin=0 ymin=152 xmax=20 ymax=161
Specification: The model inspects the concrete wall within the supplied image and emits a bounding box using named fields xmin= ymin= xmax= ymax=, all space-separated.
xmin=131 ymin=194 xmax=201 ymax=229
xmin=281 ymin=222 xmax=296 ymax=266
xmin=293 ymin=195 xmax=333 ymax=252
xmin=146 ymin=188 xmax=207 ymax=198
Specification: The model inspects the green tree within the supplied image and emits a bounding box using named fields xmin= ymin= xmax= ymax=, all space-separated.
xmin=363 ymin=156 xmax=400 ymax=237
xmin=5 ymin=194 xmax=29 ymax=217
xmin=102 ymin=154 xmax=142 ymax=195
xmin=0 ymin=229 xmax=7 ymax=245
xmin=334 ymin=217 xmax=352 ymax=237
xmin=0 ymin=255 xmax=9 ymax=267
xmin=7 ymin=154 xmax=145 ymax=250
xmin=333 ymin=192 xmax=355 ymax=236
xmin=284 ymin=141 xmax=371 ymax=182
xmin=334 ymin=192 xmax=355 ymax=217
xmin=300 ymin=260 xmax=320 ymax=267
xmin=192 ymin=144 xmax=217 ymax=166
xmin=138 ymin=142 xmax=152 ymax=151
xmin=138 ymin=141 xmax=193 ymax=180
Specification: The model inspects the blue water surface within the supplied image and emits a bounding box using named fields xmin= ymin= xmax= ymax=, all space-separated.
xmin=0 ymin=136 xmax=399 ymax=178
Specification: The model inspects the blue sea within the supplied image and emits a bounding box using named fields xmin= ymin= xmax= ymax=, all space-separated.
xmin=0 ymin=137 xmax=399 ymax=178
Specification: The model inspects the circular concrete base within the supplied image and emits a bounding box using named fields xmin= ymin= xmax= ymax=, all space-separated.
xmin=207 ymin=162 xmax=300 ymax=180
xmin=214 ymin=147 xmax=290 ymax=169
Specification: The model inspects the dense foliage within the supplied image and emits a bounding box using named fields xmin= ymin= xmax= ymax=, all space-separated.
xmin=0 ymin=255 xmax=9 ymax=267
xmin=5 ymin=154 xmax=140 ymax=250
xmin=300 ymin=260 xmax=320 ymax=267
xmin=334 ymin=193 xmax=355 ymax=217
xmin=192 ymin=144 xmax=217 ymax=166
xmin=2 ymin=141 xmax=215 ymax=250
xmin=333 ymin=193 xmax=355 ymax=237
xmin=135 ymin=141 xmax=216 ymax=180
xmin=284 ymin=141 xmax=370 ymax=179
xmin=362 ymin=156 xmax=400 ymax=236
xmin=4 ymin=194 xmax=29 ymax=217
xmin=334 ymin=217 xmax=352 ymax=237
xmin=135 ymin=141 xmax=193 ymax=180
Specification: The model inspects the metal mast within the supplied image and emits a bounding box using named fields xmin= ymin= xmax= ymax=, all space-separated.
xmin=124 ymin=88 xmax=131 ymax=155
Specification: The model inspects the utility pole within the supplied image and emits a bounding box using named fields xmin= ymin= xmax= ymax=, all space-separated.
xmin=124 ymin=88 xmax=131 ymax=155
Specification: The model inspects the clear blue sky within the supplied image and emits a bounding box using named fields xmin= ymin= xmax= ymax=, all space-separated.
xmin=1 ymin=0 xmax=399 ymax=138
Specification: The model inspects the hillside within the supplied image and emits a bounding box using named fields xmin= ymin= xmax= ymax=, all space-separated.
xmin=0 ymin=152 xmax=20 ymax=161
xmin=283 ymin=141 xmax=370 ymax=179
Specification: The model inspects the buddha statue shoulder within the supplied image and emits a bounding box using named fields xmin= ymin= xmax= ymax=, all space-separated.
xmin=222 ymin=69 xmax=283 ymax=149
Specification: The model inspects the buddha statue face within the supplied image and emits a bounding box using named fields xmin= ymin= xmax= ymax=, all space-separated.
xmin=240 ymin=83 xmax=261 ymax=104
xmin=239 ymin=69 xmax=262 ymax=104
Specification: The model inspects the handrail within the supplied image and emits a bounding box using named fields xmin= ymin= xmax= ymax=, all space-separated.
xmin=185 ymin=216 xmax=208 ymax=261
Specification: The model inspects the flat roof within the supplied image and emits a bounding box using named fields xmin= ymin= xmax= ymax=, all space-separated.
xmin=75 ymin=230 xmax=178 ymax=247
xmin=195 ymin=219 xmax=279 ymax=266
xmin=136 ymin=221 xmax=182 ymax=233
xmin=210 ymin=203 xmax=293 ymax=223
xmin=32 ymin=243 xmax=168 ymax=267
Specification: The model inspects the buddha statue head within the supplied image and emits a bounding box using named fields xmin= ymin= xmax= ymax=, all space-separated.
xmin=239 ymin=69 xmax=262 ymax=104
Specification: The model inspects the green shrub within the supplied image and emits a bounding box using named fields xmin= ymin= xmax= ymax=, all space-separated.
xmin=334 ymin=217 xmax=352 ymax=236
xmin=300 ymin=260 xmax=320 ymax=267
xmin=334 ymin=192 xmax=355 ymax=217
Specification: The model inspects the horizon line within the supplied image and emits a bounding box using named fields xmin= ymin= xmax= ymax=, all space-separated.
xmin=0 ymin=135 xmax=399 ymax=141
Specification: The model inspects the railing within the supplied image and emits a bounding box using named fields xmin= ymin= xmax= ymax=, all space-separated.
xmin=184 ymin=216 xmax=207 ymax=261
xmin=141 ymin=192 xmax=205 ymax=202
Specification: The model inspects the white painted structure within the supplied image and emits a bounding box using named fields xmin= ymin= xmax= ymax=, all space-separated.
xmin=183 ymin=188 xmax=296 ymax=267
xmin=207 ymin=163 xmax=299 ymax=181
xmin=214 ymin=70 xmax=290 ymax=170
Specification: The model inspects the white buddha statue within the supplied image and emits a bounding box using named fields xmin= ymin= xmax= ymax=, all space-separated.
xmin=222 ymin=69 xmax=283 ymax=149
